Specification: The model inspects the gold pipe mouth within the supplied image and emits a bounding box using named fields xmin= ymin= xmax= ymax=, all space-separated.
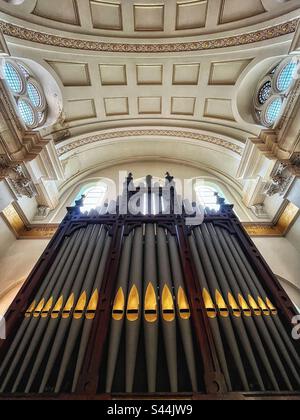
xmin=41 ymin=297 xmax=54 ymax=318
xmin=73 ymin=292 xmax=87 ymax=320
xmin=86 ymin=289 xmax=99 ymax=320
xmin=178 ymin=287 xmax=191 ymax=320
xmin=216 ymin=290 xmax=229 ymax=318
xmin=248 ymin=295 xmax=262 ymax=317
xmin=112 ymin=287 xmax=125 ymax=321
xmin=162 ymin=285 xmax=175 ymax=322
xmin=144 ymin=282 xmax=158 ymax=323
xmin=266 ymin=297 xmax=278 ymax=316
xmin=51 ymin=296 xmax=64 ymax=319
xmin=127 ymin=285 xmax=140 ymax=322
xmin=202 ymin=288 xmax=217 ymax=319
xmin=228 ymin=293 xmax=241 ymax=318
xmin=62 ymin=293 xmax=75 ymax=319
xmin=25 ymin=301 xmax=36 ymax=318
xmin=257 ymin=297 xmax=271 ymax=316
xmin=33 ymin=299 xmax=45 ymax=318
xmin=238 ymin=294 xmax=252 ymax=317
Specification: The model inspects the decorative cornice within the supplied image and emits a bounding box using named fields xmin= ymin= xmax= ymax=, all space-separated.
xmin=0 ymin=19 xmax=297 ymax=53
xmin=57 ymin=129 xmax=243 ymax=157
xmin=244 ymin=202 xmax=299 ymax=237
xmin=2 ymin=201 xmax=298 ymax=240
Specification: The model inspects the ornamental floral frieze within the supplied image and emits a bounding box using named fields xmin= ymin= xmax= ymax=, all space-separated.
xmin=0 ymin=19 xmax=297 ymax=54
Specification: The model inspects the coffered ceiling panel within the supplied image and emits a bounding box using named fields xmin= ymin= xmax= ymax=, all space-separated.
xmin=173 ymin=64 xmax=200 ymax=85
xmin=204 ymin=99 xmax=235 ymax=121
xmin=138 ymin=97 xmax=162 ymax=115
xmin=48 ymin=61 xmax=91 ymax=87
xmin=219 ymin=0 xmax=266 ymax=25
xmin=137 ymin=65 xmax=163 ymax=85
xmin=209 ymin=59 xmax=252 ymax=86
xmin=134 ymin=4 xmax=165 ymax=32
xmin=66 ymin=99 xmax=96 ymax=122
xmin=99 ymin=64 xmax=127 ymax=86
xmin=176 ymin=1 xmax=208 ymax=30
xmin=90 ymin=1 xmax=123 ymax=30
xmin=104 ymin=97 xmax=129 ymax=116
xmin=33 ymin=0 xmax=80 ymax=25
xmin=171 ymin=97 xmax=196 ymax=116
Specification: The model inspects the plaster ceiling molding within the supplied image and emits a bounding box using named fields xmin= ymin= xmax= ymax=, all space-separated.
xmin=0 ymin=0 xmax=299 ymax=39
xmin=32 ymin=0 xmax=80 ymax=26
xmin=56 ymin=128 xmax=244 ymax=158
xmin=47 ymin=61 xmax=91 ymax=87
xmin=0 ymin=30 xmax=9 ymax=56
xmin=218 ymin=0 xmax=266 ymax=25
xmin=0 ymin=19 xmax=297 ymax=53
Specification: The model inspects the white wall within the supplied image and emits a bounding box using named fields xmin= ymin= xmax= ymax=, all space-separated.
xmin=253 ymin=227 xmax=300 ymax=308
xmin=0 ymin=218 xmax=49 ymax=315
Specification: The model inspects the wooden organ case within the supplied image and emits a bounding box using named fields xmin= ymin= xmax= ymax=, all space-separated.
xmin=0 ymin=173 xmax=299 ymax=400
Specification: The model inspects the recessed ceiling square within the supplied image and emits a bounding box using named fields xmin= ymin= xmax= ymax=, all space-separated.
xmin=176 ymin=1 xmax=208 ymax=30
xmin=171 ymin=97 xmax=196 ymax=115
xmin=104 ymin=97 xmax=129 ymax=116
xmin=90 ymin=1 xmax=123 ymax=30
xmin=173 ymin=64 xmax=200 ymax=85
xmin=99 ymin=65 xmax=127 ymax=85
xmin=137 ymin=65 xmax=163 ymax=85
xmin=209 ymin=59 xmax=252 ymax=85
xmin=48 ymin=61 xmax=91 ymax=87
xmin=134 ymin=4 xmax=165 ymax=31
xmin=204 ymin=98 xmax=235 ymax=121
xmin=138 ymin=97 xmax=162 ymax=114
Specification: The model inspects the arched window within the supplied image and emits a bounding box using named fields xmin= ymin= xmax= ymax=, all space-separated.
xmin=81 ymin=183 xmax=108 ymax=212
xmin=254 ymin=57 xmax=299 ymax=128
xmin=2 ymin=60 xmax=47 ymax=129
xmin=195 ymin=185 xmax=222 ymax=211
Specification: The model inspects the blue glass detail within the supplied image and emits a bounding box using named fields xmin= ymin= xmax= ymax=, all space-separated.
xmin=277 ymin=61 xmax=298 ymax=92
xmin=18 ymin=100 xmax=35 ymax=126
xmin=258 ymin=81 xmax=272 ymax=105
xmin=265 ymin=98 xmax=282 ymax=125
xmin=4 ymin=63 xmax=23 ymax=94
xmin=27 ymin=83 xmax=41 ymax=107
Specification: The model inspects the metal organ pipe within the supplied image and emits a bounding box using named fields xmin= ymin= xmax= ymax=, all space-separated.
xmin=125 ymin=227 xmax=143 ymax=393
xmin=54 ymin=226 xmax=108 ymax=393
xmin=143 ymin=224 xmax=159 ymax=393
xmin=206 ymin=223 xmax=279 ymax=391
xmin=106 ymin=233 xmax=134 ymax=393
xmin=0 ymin=229 xmax=85 ymax=393
xmin=167 ymin=233 xmax=198 ymax=392
xmin=37 ymin=225 xmax=103 ymax=393
xmin=217 ymin=227 xmax=296 ymax=390
xmin=157 ymin=227 xmax=178 ymax=393
xmin=200 ymin=224 xmax=265 ymax=391
xmin=193 ymin=227 xmax=250 ymax=391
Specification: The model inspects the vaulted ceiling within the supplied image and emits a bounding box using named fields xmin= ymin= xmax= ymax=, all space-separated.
xmin=1 ymin=0 xmax=300 ymax=190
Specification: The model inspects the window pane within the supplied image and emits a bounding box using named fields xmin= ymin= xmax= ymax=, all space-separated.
xmin=4 ymin=63 xmax=23 ymax=94
xmin=277 ymin=61 xmax=298 ymax=92
xmin=27 ymin=83 xmax=42 ymax=107
xmin=18 ymin=100 xmax=35 ymax=126
xmin=265 ymin=98 xmax=282 ymax=125
xmin=258 ymin=81 xmax=272 ymax=105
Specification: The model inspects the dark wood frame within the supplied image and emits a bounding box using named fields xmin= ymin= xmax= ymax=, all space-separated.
xmin=0 ymin=177 xmax=299 ymax=400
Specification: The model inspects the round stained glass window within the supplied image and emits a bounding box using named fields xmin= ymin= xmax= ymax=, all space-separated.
xmin=27 ymin=83 xmax=42 ymax=107
xmin=276 ymin=61 xmax=298 ymax=92
xmin=18 ymin=100 xmax=35 ymax=126
xmin=265 ymin=98 xmax=282 ymax=126
xmin=258 ymin=81 xmax=272 ymax=105
xmin=4 ymin=63 xmax=23 ymax=94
